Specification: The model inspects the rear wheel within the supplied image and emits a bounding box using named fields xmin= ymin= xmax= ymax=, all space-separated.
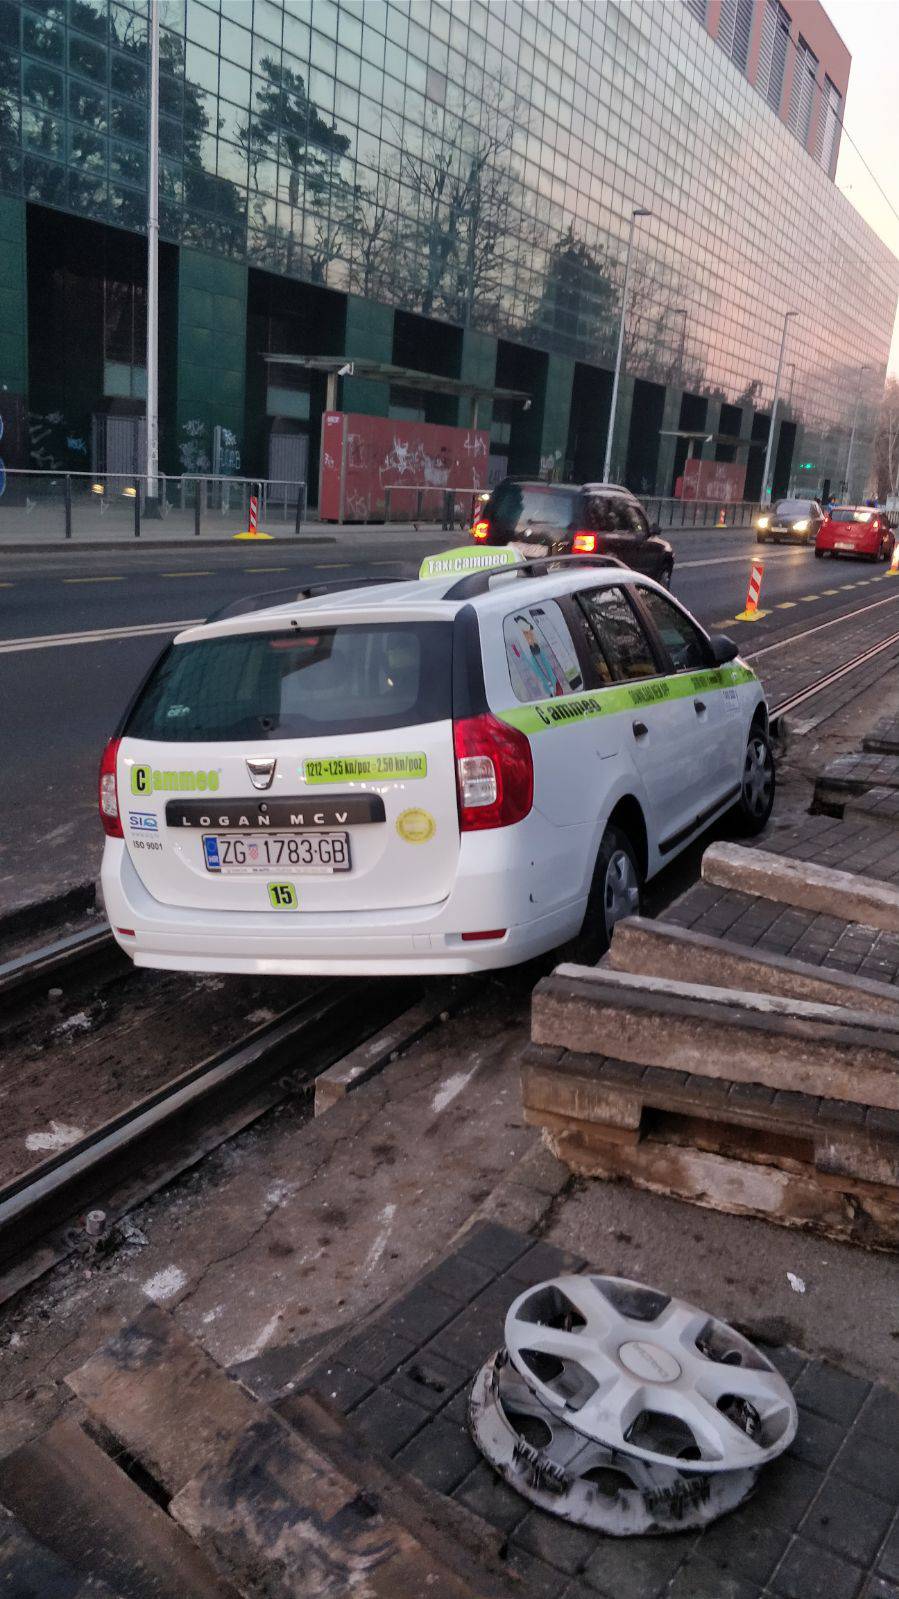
xmin=814 ymin=547 xmax=824 ymax=559
xmin=733 ymin=728 xmax=776 ymax=835
xmin=573 ymin=825 xmax=642 ymax=962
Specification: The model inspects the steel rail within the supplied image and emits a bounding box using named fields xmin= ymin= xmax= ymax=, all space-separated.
xmin=770 ymin=626 xmax=899 ymax=722
xmin=0 ymin=974 xmax=414 ymax=1292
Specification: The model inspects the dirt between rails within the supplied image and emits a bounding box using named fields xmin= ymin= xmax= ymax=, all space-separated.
xmin=0 ymin=965 xmax=323 ymax=1189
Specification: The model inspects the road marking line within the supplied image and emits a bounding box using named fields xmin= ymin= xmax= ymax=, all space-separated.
xmin=161 ymin=571 xmax=212 ymax=577
xmin=0 ymin=582 xmax=13 ymax=588
xmin=318 ymin=562 xmax=350 ymax=569
xmin=0 ymin=618 xmax=202 ymax=654
xmin=775 ymin=601 xmax=796 ymax=609
xmin=677 ymin=551 xmax=802 ymax=572
xmin=63 ymin=575 xmax=125 ymax=584
xmin=822 ymin=588 xmax=839 ymax=594
xmin=799 ymin=595 xmax=818 ymax=601
xmin=244 ymin=566 xmax=287 ymax=571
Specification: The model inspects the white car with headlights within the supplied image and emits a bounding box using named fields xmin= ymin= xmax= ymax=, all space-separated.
xmin=98 ymin=555 xmax=774 ymax=976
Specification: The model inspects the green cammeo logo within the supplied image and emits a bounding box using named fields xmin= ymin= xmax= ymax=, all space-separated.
xmin=499 ymin=664 xmax=758 ymax=735
xmin=130 ymin=764 xmax=221 ymax=795
xmin=419 ymin=546 xmax=521 ymax=580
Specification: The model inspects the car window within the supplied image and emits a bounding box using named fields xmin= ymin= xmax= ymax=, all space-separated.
xmin=125 ymin=623 xmax=453 ymax=741
xmin=583 ymin=494 xmax=647 ymax=536
xmin=577 ymin=585 xmax=658 ymax=682
xmin=503 ymin=600 xmax=585 ymax=702
xmin=634 ymin=587 xmax=712 ymax=672
xmin=775 ymin=499 xmax=812 ymax=516
xmin=486 ymin=482 xmax=576 ymax=536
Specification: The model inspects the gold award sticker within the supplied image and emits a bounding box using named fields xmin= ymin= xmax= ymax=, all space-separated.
xmin=396 ymin=807 xmax=436 ymax=844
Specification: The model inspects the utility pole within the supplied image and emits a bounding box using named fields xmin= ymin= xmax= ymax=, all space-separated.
xmin=844 ymin=364 xmax=870 ymax=502
xmin=145 ymin=0 xmax=159 ymax=502
xmin=760 ymin=310 xmax=798 ymax=504
xmin=603 ymin=206 xmax=652 ymax=483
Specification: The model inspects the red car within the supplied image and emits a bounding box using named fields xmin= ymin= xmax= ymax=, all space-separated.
xmin=815 ymin=505 xmax=895 ymax=562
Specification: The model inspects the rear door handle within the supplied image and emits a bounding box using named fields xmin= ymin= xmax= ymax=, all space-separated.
xmin=694 ymin=700 xmax=707 ymax=714
xmin=632 ymin=720 xmax=648 ymax=739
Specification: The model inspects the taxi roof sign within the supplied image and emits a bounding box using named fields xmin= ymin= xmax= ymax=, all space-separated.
xmin=419 ymin=545 xmax=522 ymax=581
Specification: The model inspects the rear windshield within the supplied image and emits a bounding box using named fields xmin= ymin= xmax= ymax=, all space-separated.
xmin=125 ymin=623 xmax=453 ymax=742
xmin=829 ymin=506 xmax=871 ymax=521
xmin=486 ymin=482 xmax=576 ymax=535
xmin=775 ymin=500 xmax=813 ymax=516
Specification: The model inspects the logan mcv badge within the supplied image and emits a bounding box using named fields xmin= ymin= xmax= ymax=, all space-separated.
xmin=246 ymin=757 xmax=277 ymax=790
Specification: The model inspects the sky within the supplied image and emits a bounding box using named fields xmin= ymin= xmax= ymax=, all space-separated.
xmin=826 ymin=0 xmax=899 ymax=377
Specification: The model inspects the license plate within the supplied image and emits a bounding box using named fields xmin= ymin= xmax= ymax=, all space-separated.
xmin=202 ymin=831 xmax=351 ymax=874
xmin=835 ymin=541 xmax=855 ymax=550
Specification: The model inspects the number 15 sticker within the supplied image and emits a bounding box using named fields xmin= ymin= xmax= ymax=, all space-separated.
xmin=267 ymin=882 xmax=298 ymax=909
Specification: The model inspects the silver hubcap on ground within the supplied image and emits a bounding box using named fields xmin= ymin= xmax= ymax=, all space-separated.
xmin=604 ymin=850 xmax=640 ymax=932
xmin=743 ymin=736 xmax=773 ymax=818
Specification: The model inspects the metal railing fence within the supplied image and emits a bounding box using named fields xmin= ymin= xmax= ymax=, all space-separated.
xmin=0 ymin=471 xmax=307 ymax=540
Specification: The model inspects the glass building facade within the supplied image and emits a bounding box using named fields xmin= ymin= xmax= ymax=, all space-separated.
xmin=0 ymin=0 xmax=896 ymax=501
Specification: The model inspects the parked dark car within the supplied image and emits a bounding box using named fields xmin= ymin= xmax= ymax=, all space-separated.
xmin=471 ymin=478 xmax=675 ymax=587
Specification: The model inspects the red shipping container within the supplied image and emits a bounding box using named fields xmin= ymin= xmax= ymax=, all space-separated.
xmin=319 ymin=411 xmax=491 ymax=522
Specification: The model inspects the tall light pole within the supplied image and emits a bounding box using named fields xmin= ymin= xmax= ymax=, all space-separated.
xmin=145 ymin=0 xmax=159 ymax=501
xmin=603 ymin=206 xmax=652 ymax=483
xmin=760 ymin=310 xmax=798 ymax=504
xmin=844 ymin=364 xmax=870 ymax=500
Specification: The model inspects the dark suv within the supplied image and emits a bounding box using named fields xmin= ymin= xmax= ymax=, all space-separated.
xmin=472 ymin=478 xmax=675 ymax=587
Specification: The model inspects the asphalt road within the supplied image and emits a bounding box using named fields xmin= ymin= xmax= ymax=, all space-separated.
xmin=2 ymin=523 xmax=898 ymax=916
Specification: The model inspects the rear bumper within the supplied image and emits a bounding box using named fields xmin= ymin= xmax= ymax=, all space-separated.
xmin=100 ymin=830 xmax=589 ymax=975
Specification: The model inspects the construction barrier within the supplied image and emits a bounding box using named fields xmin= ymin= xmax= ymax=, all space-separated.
xmin=887 ymin=544 xmax=899 ymax=578
xmin=735 ymin=560 xmax=767 ymax=621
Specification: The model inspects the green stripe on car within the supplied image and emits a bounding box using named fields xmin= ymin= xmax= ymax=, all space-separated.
xmin=497 ymin=664 xmax=757 ymax=734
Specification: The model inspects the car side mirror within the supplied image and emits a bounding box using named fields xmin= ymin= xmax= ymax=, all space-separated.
xmin=708 ymin=632 xmax=739 ymax=665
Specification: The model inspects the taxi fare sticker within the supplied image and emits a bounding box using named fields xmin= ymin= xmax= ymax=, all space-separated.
xmin=304 ymin=753 xmax=427 ymax=783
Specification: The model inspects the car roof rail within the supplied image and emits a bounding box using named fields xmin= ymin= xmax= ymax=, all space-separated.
xmin=443 ymin=552 xmax=625 ymax=601
xmin=205 ymin=575 xmax=407 ymax=622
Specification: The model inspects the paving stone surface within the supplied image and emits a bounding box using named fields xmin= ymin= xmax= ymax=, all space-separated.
xmin=297 ymin=1222 xmax=899 ymax=1599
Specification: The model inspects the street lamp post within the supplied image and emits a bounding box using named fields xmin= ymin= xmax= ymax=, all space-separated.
xmin=603 ymin=206 xmax=652 ymax=483
xmin=844 ymin=364 xmax=871 ymax=501
xmin=760 ymin=310 xmax=798 ymax=505
xmin=145 ymin=0 xmax=159 ymax=502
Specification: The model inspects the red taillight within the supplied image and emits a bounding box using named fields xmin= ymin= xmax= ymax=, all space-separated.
xmin=453 ymin=713 xmax=533 ymax=831
xmin=572 ymin=531 xmax=598 ymax=553
xmin=472 ymin=519 xmax=490 ymax=542
xmin=99 ymin=736 xmax=123 ymax=838
xmin=461 ymin=929 xmax=507 ymax=941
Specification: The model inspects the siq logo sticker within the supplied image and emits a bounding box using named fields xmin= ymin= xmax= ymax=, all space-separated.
xmin=131 ymin=765 xmax=221 ymax=796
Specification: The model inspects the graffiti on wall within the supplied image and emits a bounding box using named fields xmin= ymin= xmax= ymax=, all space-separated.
xmin=319 ymin=412 xmax=491 ymax=520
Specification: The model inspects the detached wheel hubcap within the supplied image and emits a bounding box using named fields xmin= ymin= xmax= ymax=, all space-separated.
xmin=604 ymin=850 xmax=640 ymax=931
xmin=743 ymin=737 xmax=773 ymax=818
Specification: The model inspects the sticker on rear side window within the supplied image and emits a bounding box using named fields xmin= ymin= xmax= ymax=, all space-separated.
xmin=304 ymin=754 xmax=427 ymax=783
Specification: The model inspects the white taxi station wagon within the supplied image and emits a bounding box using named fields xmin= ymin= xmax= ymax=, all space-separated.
xmin=98 ymin=553 xmax=773 ymax=975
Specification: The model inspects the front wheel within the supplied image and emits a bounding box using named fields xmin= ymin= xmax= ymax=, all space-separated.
xmin=573 ymin=825 xmax=642 ymax=963
xmin=733 ymin=728 xmax=776 ymax=835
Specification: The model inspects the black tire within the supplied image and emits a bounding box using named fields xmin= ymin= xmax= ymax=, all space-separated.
xmin=733 ymin=727 xmax=776 ymax=835
xmin=814 ymin=547 xmax=824 ymax=559
xmin=571 ymin=825 xmax=643 ymax=963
